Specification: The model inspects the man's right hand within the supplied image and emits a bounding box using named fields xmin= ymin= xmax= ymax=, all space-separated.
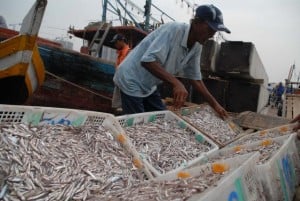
xmin=172 ymin=81 xmax=188 ymax=109
xmin=141 ymin=62 xmax=188 ymax=109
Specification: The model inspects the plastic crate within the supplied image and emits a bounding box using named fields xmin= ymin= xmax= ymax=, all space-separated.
xmin=228 ymin=123 xmax=297 ymax=147
xmin=206 ymin=134 xmax=300 ymax=201
xmin=117 ymin=110 xmax=219 ymax=177
xmin=155 ymin=152 xmax=264 ymax=201
xmin=0 ymin=104 xmax=114 ymax=126
xmin=257 ymin=134 xmax=300 ymax=201
xmin=0 ymin=104 xmax=153 ymax=179
xmin=174 ymin=104 xmax=245 ymax=147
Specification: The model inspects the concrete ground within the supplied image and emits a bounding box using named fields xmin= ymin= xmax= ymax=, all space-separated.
xmin=260 ymin=105 xmax=280 ymax=117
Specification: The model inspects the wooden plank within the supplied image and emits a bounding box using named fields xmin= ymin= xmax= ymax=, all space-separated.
xmin=285 ymin=95 xmax=300 ymax=118
xmin=293 ymin=97 xmax=300 ymax=118
xmin=286 ymin=109 xmax=293 ymax=119
xmin=286 ymin=99 xmax=293 ymax=119
xmin=234 ymin=111 xmax=290 ymax=130
xmin=285 ymin=98 xmax=291 ymax=103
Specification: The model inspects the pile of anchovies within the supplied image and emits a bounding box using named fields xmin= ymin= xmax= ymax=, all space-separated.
xmin=124 ymin=119 xmax=211 ymax=174
xmin=93 ymin=170 xmax=226 ymax=201
xmin=231 ymin=129 xmax=293 ymax=146
xmin=181 ymin=105 xmax=240 ymax=145
xmin=0 ymin=123 xmax=144 ymax=201
xmin=0 ymin=123 xmax=231 ymax=201
xmin=210 ymin=141 xmax=282 ymax=165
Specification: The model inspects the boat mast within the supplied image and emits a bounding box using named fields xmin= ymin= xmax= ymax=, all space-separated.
xmin=144 ymin=0 xmax=151 ymax=32
xmin=115 ymin=0 xmax=143 ymax=30
xmin=102 ymin=0 xmax=176 ymax=32
xmin=102 ymin=0 xmax=108 ymax=22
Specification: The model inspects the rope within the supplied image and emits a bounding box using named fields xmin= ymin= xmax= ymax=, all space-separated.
xmin=45 ymin=71 xmax=113 ymax=101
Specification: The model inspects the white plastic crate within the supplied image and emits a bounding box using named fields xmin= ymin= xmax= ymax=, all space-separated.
xmin=0 ymin=104 xmax=153 ymax=179
xmin=208 ymin=134 xmax=300 ymax=201
xmin=183 ymin=152 xmax=267 ymax=201
xmin=228 ymin=123 xmax=297 ymax=147
xmin=0 ymin=104 xmax=115 ymax=126
xmin=155 ymin=152 xmax=264 ymax=201
xmin=117 ymin=110 xmax=219 ymax=177
xmin=174 ymin=104 xmax=245 ymax=147
xmin=257 ymin=134 xmax=300 ymax=201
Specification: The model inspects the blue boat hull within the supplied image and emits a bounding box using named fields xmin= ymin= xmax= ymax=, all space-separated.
xmin=38 ymin=45 xmax=116 ymax=95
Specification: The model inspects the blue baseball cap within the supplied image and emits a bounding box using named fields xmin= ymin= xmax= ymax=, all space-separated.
xmin=195 ymin=4 xmax=231 ymax=33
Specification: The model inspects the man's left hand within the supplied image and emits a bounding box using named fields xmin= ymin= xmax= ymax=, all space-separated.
xmin=213 ymin=104 xmax=228 ymax=119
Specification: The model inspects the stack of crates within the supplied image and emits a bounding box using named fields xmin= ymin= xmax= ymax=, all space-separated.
xmin=0 ymin=105 xmax=152 ymax=200
xmin=1 ymin=104 xmax=299 ymax=200
xmin=208 ymin=134 xmax=299 ymax=201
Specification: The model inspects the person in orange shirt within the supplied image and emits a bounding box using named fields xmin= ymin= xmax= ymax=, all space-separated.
xmin=111 ymin=34 xmax=130 ymax=67
xmin=111 ymin=34 xmax=130 ymax=114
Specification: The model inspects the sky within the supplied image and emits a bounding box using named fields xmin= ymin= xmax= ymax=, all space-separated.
xmin=1 ymin=0 xmax=300 ymax=83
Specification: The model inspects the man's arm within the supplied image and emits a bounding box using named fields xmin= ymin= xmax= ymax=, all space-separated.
xmin=141 ymin=61 xmax=188 ymax=108
xmin=190 ymin=80 xmax=228 ymax=119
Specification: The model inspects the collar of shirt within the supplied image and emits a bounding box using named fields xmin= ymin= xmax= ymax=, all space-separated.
xmin=180 ymin=23 xmax=190 ymax=51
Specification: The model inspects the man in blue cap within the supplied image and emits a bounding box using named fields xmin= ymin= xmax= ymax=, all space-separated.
xmin=113 ymin=4 xmax=230 ymax=117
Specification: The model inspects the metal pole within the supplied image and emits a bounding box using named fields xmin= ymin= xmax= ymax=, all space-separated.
xmin=144 ymin=0 xmax=151 ymax=32
xmin=102 ymin=0 xmax=108 ymax=22
xmin=115 ymin=0 xmax=142 ymax=30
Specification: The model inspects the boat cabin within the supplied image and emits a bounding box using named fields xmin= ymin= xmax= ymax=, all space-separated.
xmin=68 ymin=22 xmax=148 ymax=61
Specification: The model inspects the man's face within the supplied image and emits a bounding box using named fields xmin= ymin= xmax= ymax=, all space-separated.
xmin=114 ymin=40 xmax=123 ymax=50
xmin=194 ymin=21 xmax=216 ymax=44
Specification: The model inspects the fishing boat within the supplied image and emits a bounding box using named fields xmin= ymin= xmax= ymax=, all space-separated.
xmin=0 ymin=27 xmax=61 ymax=48
xmin=1 ymin=25 xmax=148 ymax=113
xmin=0 ymin=0 xmax=47 ymax=104
xmin=0 ymin=0 xmax=176 ymax=113
xmin=0 ymin=26 xmax=120 ymax=113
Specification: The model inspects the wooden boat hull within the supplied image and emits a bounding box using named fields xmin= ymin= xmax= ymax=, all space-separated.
xmin=25 ymin=72 xmax=113 ymax=113
xmin=38 ymin=44 xmax=116 ymax=95
xmin=0 ymin=0 xmax=47 ymax=104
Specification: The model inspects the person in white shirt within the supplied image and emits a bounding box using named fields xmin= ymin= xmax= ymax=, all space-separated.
xmin=114 ymin=4 xmax=230 ymax=117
